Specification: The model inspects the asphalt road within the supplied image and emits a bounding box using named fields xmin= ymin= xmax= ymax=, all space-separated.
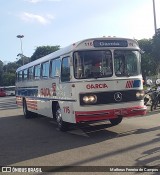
xmin=0 ymin=97 xmax=160 ymax=175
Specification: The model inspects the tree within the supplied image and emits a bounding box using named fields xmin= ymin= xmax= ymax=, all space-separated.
xmin=30 ymin=45 xmax=60 ymax=62
xmin=0 ymin=60 xmax=3 ymax=86
xmin=138 ymin=39 xmax=156 ymax=82
xmin=152 ymin=28 xmax=160 ymax=74
xmin=1 ymin=62 xmax=18 ymax=86
xmin=16 ymin=55 xmax=30 ymax=66
xmin=1 ymin=72 xmax=15 ymax=86
xmin=3 ymin=62 xmax=18 ymax=74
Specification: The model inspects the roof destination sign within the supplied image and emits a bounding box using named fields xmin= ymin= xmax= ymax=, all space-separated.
xmin=93 ymin=40 xmax=128 ymax=47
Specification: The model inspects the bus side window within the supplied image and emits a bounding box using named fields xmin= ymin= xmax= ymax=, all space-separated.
xmin=61 ymin=57 xmax=70 ymax=82
xmin=50 ymin=59 xmax=61 ymax=78
xmin=23 ymin=69 xmax=28 ymax=81
xmin=18 ymin=71 xmax=23 ymax=81
xmin=42 ymin=61 xmax=49 ymax=78
xmin=34 ymin=64 xmax=41 ymax=80
xmin=16 ymin=72 xmax=18 ymax=82
xmin=28 ymin=67 xmax=34 ymax=80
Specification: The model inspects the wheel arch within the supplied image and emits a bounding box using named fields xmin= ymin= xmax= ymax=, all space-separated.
xmin=52 ymin=101 xmax=59 ymax=118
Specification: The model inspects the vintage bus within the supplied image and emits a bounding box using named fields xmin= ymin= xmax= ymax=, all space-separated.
xmin=16 ymin=37 xmax=147 ymax=131
xmin=3 ymin=86 xmax=15 ymax=96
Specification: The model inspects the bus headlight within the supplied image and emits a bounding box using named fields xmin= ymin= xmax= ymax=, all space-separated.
xmin=83 ymin=95 xmax=97 ymax=104
xmin=136 ymin=91 xmax=145 ymax=99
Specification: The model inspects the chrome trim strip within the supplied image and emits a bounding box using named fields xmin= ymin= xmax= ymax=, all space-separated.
xmin=16 ymin=95 xmax=77 ymax=102
xmin=131 ymin=107 xmax=147 ymax=112
xmin=77 ymin=112 xmax=110 ymax=116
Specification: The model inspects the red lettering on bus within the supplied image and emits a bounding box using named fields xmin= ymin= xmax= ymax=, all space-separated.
xmin=40 ymin=88 xmax=51 ymax=96
xmin=86 ymin=83 xmax=108 ymax=89
xmin=63 ymin=106 xmax=70 ymax=114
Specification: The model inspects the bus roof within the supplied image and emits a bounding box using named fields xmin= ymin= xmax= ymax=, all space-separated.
xmin=16 ymin=37 xmax=139 ymax=72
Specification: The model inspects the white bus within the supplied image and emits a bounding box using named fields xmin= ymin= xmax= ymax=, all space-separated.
xmin=2 ymin=86 xmax=15 ymax=96
xmin=16 ymin=37 xmax=147 ymax=131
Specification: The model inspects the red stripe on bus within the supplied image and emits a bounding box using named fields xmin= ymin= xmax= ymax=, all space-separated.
xmin=16 ymin=102 xmax=23 ymax=106
xmin=27 ymin=107 xmax=37 ymax=110
xmin=27 ymin=102 xmax=37 ymax=106
xmin=75 ymin=106 xmax=146 ymax=123
xmin=126 ymin=80 xmax=134 ymax=88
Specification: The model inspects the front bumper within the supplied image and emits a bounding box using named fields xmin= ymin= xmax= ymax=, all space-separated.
xmin=75 ymin=106 xmax=147 ymax=123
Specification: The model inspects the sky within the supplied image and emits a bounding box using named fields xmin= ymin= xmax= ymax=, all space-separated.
xmin=0 ymin=0 xmax=160 ymax=63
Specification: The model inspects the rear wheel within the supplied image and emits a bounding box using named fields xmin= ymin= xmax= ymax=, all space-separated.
xmin=109 ymin=116 xmax=123 ymax=126
xmin=56 ymin=104 xmax=69 ymax=131
xmin=23 ymin=99 xmax=31 ymax=119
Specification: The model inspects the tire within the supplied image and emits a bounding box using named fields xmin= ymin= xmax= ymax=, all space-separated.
xmin=23 ymin=99 xmax=31 ymax=119
xmin=109 ymin=116 xmax=123 ymax=126
xmin=55 ymin=104 xmax=69 ymax=131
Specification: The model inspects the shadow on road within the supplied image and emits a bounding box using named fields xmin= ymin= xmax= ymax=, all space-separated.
xmin=0 ymin=113 xmax=160 ymax=167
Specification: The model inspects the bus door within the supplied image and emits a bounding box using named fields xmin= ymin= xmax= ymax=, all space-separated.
xmin=58 ymin=56 xmax=74 ymax=123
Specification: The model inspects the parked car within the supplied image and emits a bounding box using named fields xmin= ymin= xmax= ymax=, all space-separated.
xmin=0 ymin=88 xmax=6 ymax=97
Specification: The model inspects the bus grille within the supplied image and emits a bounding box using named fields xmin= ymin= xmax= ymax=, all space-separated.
xmin=80 ymin=90 xmax=142 ymax=106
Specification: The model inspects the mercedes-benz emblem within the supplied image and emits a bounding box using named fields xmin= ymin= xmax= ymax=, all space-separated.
xmin=114 ymin=92 xmax=122 ymax=102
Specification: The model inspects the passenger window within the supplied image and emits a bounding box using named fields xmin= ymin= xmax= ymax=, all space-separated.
xmin=34 ymin=64 xmax=41 ymax=79
xmin=61 ymin=57 xmax=70 ymax=82
xmin=23 ymin=69 xmax=28 ymax=80
xmin=18 ymin=71 xmax=23 ymax=81
xmin=28 ymin=67 xmax=33 ymax=80
xmin=51 ymin=59 xmax=61 ymax=77
xmin=42 ymin=61 xmax=49 ymax=78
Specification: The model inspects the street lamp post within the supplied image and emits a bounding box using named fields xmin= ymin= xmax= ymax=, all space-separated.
xmin=152 ymin=0 xmax=157 ymax=35
xmin=17 ymin=35 xmax=24 ymax=65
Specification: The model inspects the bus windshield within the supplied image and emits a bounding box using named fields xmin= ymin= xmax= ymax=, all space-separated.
xmin=114 ymin=50 xmax=140 ymax=77
xmin=74 ymin=50 xmax=140 ymax=79
xmin=74 ymin=50 xmax=113 ymax=79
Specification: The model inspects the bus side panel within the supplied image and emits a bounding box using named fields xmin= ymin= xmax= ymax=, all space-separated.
xmin=59 ymin=101 xmax=75 ymax=123
xmin=16 ymin=96 xmax=23 ymax=107
xmin=57 ymin=81 xmax=76 ymax=123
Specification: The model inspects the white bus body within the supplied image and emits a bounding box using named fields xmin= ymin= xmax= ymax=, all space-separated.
xmin=16 ymin=37 xmax=147 ymax=131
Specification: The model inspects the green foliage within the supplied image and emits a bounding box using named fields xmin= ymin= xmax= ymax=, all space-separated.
xmin=0 ymin=61 xmax=18 ymax=86
xmin=30 ymin=45 xmax=60 ymax=62
xmin=16 ymin=55 xmax=30 ymax=67
xmin=3 ymin=62 xmax=18 ymax=74
xmin=0 ymin=60 xmax=3 ymax=86
xmin=0 ymin=60 xmax=3 ymax=75
xmin=138 ymin=39 xmax=153 ymax=54
xmin=1 ymin=72 xmax=15 ymax=86
xmin=152 ymin=28 xmax=160 ymax=72
xmin=0 ymin=45 xmax=60 ymax=86
xmin=138 ymin=39 xmax=157 ymax=82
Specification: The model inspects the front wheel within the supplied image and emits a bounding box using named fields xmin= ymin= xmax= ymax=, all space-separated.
xmin=56 ymin=104 xmax=69 ymax=131
xmin=109 ymin=116 xmax=123 ymax=126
